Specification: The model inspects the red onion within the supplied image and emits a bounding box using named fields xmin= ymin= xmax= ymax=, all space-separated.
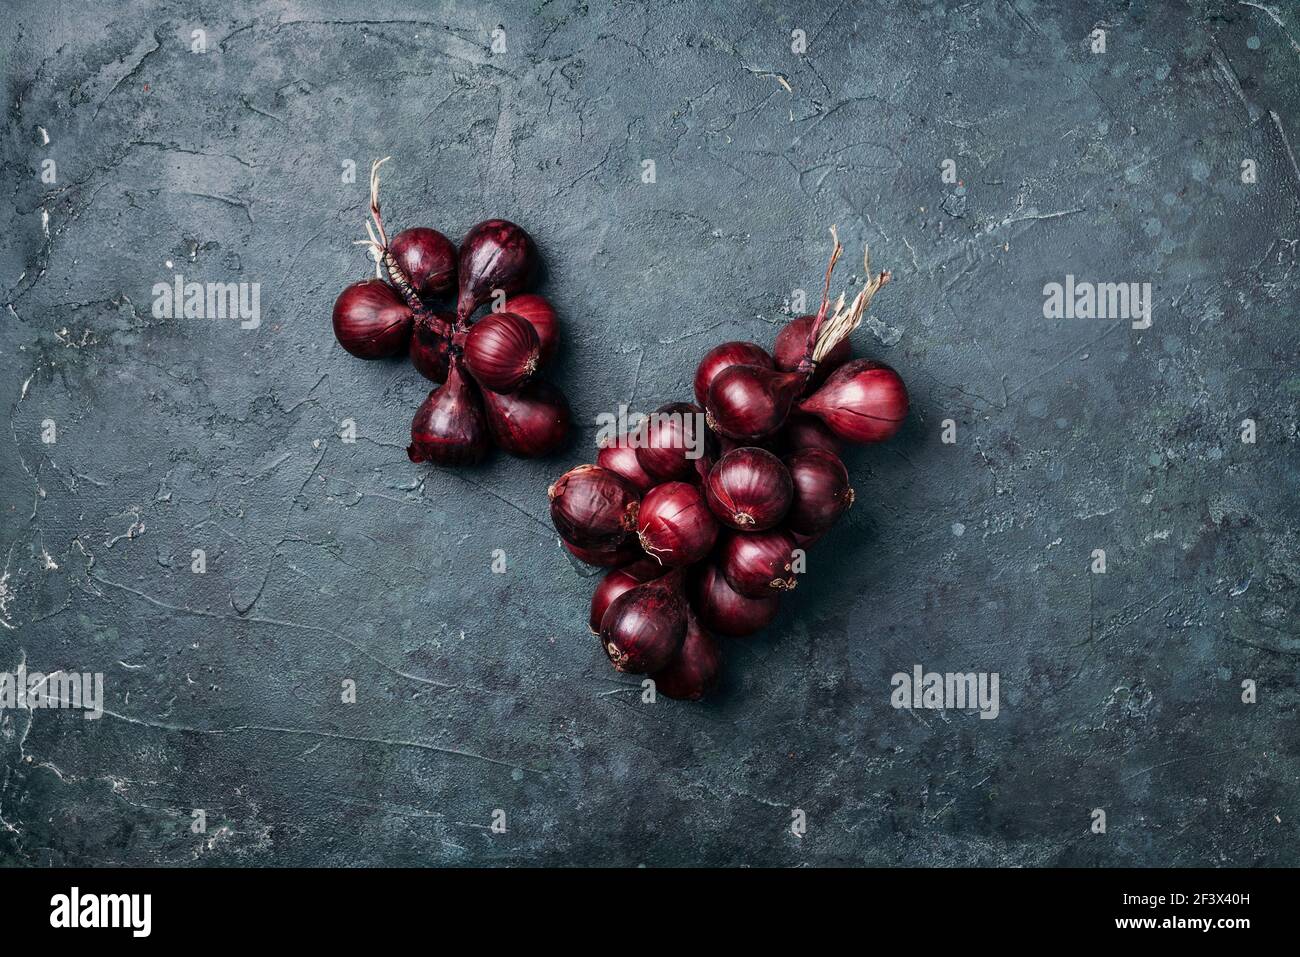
xmin=651 ymin=612 xmax=722 ymax=701
xmin=456 ymin=219 xmax=537 ymax=323
xmin=693 ymin=341 xmax=773 ymax=406
xmin=481 ymin=379 xmax=570 ymax=457
xmin=564 ymin=538 xmax=643 ymax=568
xmin=692 ymin=562 xmax=779 ymax=637
xmin=636 ymin=481 xmax=718 ymax=567
xmin=705 ymin=364 xmax=806 ymax=441
xmin=719 ymin=529 xmax=799 ymax=598
xmin=504 ymin=294 xmax=558 ymax=365
xmin=331 ymin=279 xmax=413 ymax=358
xmin=790 ymin=528 xmax=825 ymax=551
xmin=704 ymin=447 xmax=792 ymax=531
xmin=596 ymin=439 xmax=657 ymax=493
xmin=784 ymin=448 xmax=854 ymax=535
xmin=548 ymin=465 xmax=640 ymax=552
xmin=589 ymin=559 xmax=665 ymax=633
xmin=799 ymin=359 xmax=909 ymax=443
xmin=410 ymin=312 xmax=453 ymax=381
xmin=774 ymin=315 xmax=850 ymax=389
xmin=781 ymin=414 xmax=841 ymax=455
xmin=463 ymin=312 xmax=541 ymax=393
xmin=407 ymin=358 xmax=490 ymax=465
xmin=635 ymin=401 xmax=706 ymax=482
xmin=389 ymin=227 xmax=456 ymax=299
xmin=599 ymin=567 xmax=688 ymax=674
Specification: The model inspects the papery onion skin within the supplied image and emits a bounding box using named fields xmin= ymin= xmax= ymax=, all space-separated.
xmin=719 ymin=528 xmax=799 ymax=598
xmin=548 ymin=465 xmax=641 ymax=552
xmin=651 ymin=613 xmax=722 ymax=701
xmin=692 ymin=562 xmax=780 ymax=637
xmin=389 ymin=227 xmax=457 ymax=299
xmin=635 ymin=401 xmax=708 ymax=482
xmin=504 ymin=294 xmax=558 ymax=365
xmin=599 ymin=568 xmax=688 ymax=674
xmin=693 ymin=341 xmax=773 ymax=406
xmin=784 ymin=448 xmax=855 ymax=536
xmin=463 ymin=311 xmax=541 ymax=393
xmin=773 ymin=315 xmax=850 ymax=389
xmin=407 ymin=359 xmax=490 ymax=465
xmin=704 ymin=446 xmax=793 ymax=531
xmin=596 ymin=439 xmax=657 ymax=493
xmin=799 ymin=359 xmax=909 ymax=443
xmin=705 ymin=364 xmax=806 ymax=441
xmin=589 ymin=559 xmax=666 ymax=633
xmin=481 ymin=378 xmax=570 ymax=457
xmin=410 ymin=311 xmax=453 ymax=382
xmin=332 ymin=278 xmax=413 ymax=358
xmin=780 ymin=414 xmax=842 ymax=455
xmin=636 ymin=481 xmax=719 ymax=567
xmin=563 ymin=538 xmax=643 ymax=568
xmin=456 ymin=219 xmax=537 ymax=323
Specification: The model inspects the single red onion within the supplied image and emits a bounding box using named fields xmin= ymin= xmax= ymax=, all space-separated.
xmin=599 ymin=567 xmax=688 ymax=674
xmin=692 ymin=562 xmax=780 ymax=637
xmin=705 ymin=364 xmax=807 ymax=441
xmin=596 ymin=439 xmax=657 ymax=493
xmin=563 ymin=538 xmax=643 ymax=568
xmin=463 ymin=312 xmax=541 ymax=393
xmin=407 ymin=358 xmax=490 ymax=465
xmin=636 ymin=481 xmax=718 ymax=567
xmin=799 ymin=359 xmax=909 ymax=443
xmin=784 ymin=448 xmax=854 ymax=535
xmin=719 ymin=528 xmax=799 ymax=598
xmin=410 ymin=311 xmax=453 ymax=381
xmin=589 ymin=559 xmax=665 ymax=633
xmin=651 ymin=612 xmax=722 ymax=701
xmin=481 ymin=379 xmax=570 ymax=457
xmin=774 ymin=315 xmax=850 ymax=389
xmin=389 ymin=227 xmax=456 ymax=299
xmin=704 ymin=446 xmax=792 ymax=531
xmin=504 ymin=294 xmax=558 ymax=365
xmin=331 ymin=279 xmax=413 ymax=358
xmin=693 ymin=341 xmax=773 ymax=406
xmin=456 ymin=219 xmax=537 ymax=323
xmin=781 ymin=414 xmax=841 ymax=455
xmin=548 ymin=465 xmax=640 ymax=552
xmin=635 ymin=401 xmax=706 ymax=482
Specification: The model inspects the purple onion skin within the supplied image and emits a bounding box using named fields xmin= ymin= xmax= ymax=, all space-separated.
xmin=589 ymin=559 xmax=667 ymax=633
xmin=692 ymin=562 xmax=780 ymax=637
xmin=407 ymin=360 xmax=490 ymax=465
xmin=564 ymin=538 xmax=644 ymax=568
xmin=705 ymin=364 xmax=806 ymax=441
xmin=636 ymin=481 xmax=719 ymax=567
xmin=456 ymin=219 xmax=537 ymax=323
xmin=390 ymin=227 xmax=457 ymax=299
xmin=635 ymin=401 xmax=707 ymax=482
xmin=704 ymin=446 xmax=793 ymax=531
xmin=651 ymin=613 xmax=722 ymax=701
xmin=548 ymin=465 xmax=641 ymax=552
xmin=780 ymin=414 xmax=841 ymax=455
xmin=332 ymin=278 xmax=413 ymax=358
xmin=410 ymin=311 xmax=453 ymax=382
xmin=504 ymin=294 xmax=559 ymax=365
xmin=773 ymin=315 xmax=850 ymax=390
xmin=720 ymin=528 xmax=799 ymax=598
xmin=599 ymin=569 xmax=688 ymax=674
xmin=596 ymin=441 xmax=657 ymax=493
xmin=481 ymin=378 xmax=570 ymax=458
xmin=784 ymin=448 xmax=855 ymax=536
xmin=799 ymin=359 xmax=910 ymax=443
xmin=463 ymin=311 xmax=541 ymax=394
xmin=694 ymin=341 xmax=773 ymax=406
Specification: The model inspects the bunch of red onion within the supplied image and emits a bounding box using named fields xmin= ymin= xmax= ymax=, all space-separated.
xmin=548 ymin=229 xmax=909 ymax=701
xmin=331 ymin=158 xmax=569 ymax=464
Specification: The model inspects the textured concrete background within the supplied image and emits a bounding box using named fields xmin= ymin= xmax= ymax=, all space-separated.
xmin=2 ymin=0 xmax=1298 ymax=866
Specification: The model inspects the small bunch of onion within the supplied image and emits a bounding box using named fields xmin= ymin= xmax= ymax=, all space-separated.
xmin=330 ymin=158 xmax=570 ymax=466
xmin=547 ymin=227 xmax=910 ymax=703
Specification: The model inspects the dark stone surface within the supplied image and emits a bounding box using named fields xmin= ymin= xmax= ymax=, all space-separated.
xmin=1 ymin=0 xmax=1298 ymax=866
